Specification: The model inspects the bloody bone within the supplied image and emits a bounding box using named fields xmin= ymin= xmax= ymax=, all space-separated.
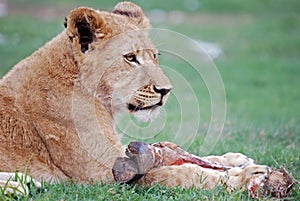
xmin=112 ymin=141 xmax=229 ymax=183
xmin=147 ymin=141 xmax=229 ymax=170
xmin=112 ymin=141 xmax=294 ymax=198
xmin=247 ymin=166 xmax=294 ymax=198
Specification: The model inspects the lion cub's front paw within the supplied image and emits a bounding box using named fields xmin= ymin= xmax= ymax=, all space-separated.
xmin=0 ymin=172 xmax=41 ymax=195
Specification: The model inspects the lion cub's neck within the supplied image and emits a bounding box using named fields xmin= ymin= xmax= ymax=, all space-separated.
xmin=0 ymin=32 xmax=81 ymax=121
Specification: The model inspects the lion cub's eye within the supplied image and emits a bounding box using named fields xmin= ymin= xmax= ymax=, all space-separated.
xmin=153 ymin=52 xmax=160 ymax=59
xmin=124 ymin=54 xmax=140 ymax=64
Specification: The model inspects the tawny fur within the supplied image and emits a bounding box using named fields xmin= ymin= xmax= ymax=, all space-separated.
xmin=0 ymin=2 xmax=287 ymax=195
xmin=0 ymin=2 xmax=169 ymax=183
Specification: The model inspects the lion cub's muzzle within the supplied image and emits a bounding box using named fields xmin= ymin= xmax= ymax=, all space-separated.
xmin=128 ymin=85 xmax=171 ymax=112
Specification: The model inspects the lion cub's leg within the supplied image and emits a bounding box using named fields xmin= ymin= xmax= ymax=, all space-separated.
xmin=0 ymin=150 xmax=69 ymax=184
xmin=0 ymin=172 xmax=41 ymax=195
xmin=0 ymin=160 xmax=68 ymax=195
xmin=140 ymin=164 xmax=225 ymax=189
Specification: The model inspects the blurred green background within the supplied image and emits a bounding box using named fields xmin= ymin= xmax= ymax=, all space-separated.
xmin=1 ymin=0 xmax=299 ymax=127
xmin=0 ymin=0 xmax=299 ymax=199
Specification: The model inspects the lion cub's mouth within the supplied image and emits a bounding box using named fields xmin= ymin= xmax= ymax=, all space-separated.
xmin=127 ymin=102 xmax=162 ymax=122
xmin=127 ymin=102 xmax=162 ymax=112
xmin=126 ymin=85 xmax=171 ymax=122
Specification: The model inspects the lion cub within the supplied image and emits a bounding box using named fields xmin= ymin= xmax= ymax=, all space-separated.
xmin=0 ymin=2 xmax=293 ymax=198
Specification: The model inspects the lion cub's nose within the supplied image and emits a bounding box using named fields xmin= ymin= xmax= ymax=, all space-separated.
xmin=153 ymin=85 xmax=172 ymax=97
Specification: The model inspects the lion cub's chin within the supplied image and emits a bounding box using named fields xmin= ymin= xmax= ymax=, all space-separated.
xmin=132 ymin=109 xmax=160 ymax=122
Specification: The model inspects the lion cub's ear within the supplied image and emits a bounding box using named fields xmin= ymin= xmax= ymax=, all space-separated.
xmin=64 ymin=7 xmax=106 ymax=53
xmin=112 ymin=2 xmax=149 ymax=29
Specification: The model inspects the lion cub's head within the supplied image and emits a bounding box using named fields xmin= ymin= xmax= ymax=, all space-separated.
xmin=64 ymin=2 xmax=172 ymax=122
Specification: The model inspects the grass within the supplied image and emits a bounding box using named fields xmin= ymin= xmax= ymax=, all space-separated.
xmin=1 ymin=0 xmax=300 ymax=200
xmin=2 ymin=182 xmax=256 ymax=201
